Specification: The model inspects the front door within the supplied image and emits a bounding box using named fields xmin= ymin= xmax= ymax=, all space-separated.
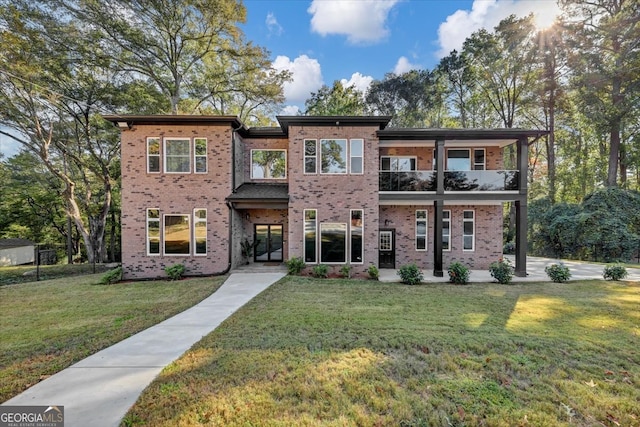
xmin=379 ymin=229 xmax=395 ymax=269
xmin=254 ymin=224 xmax=283 ymax=262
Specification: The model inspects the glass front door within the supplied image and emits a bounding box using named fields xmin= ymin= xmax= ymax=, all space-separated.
xmin=379 ymin=229 xmax=395 ymax=269
xmin=254 ymin=224 xmax=283 ymax=262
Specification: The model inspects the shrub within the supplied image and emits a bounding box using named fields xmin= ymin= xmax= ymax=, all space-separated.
xmin=603 ymin=264 xmax=628 ymax=281
xmin=164 ymin=263 xmax=186 ymax=281
xmin=448 ymin=262 xmax=470 ymax=285
xmin=312 ymin=264 xmax=329 ymax=278
xmin=99 ymin=267 xmax=122 ymax=285
xmin=285 ymin=257 xmax=306 ymax=275
xmin=489 ymin=259 xmax=514 ymax=284
xmin=367 ymin=265 xmax=379 ymax=280
xmin=340 ymin=265 xmax=351 ymax=279
xmin=545 ymin=263 xmax=571 ymax=283
xmin=397 ymin=263 xmax=423 ymax=285
xmin=503 ymin=241 xmax=516 ymax=255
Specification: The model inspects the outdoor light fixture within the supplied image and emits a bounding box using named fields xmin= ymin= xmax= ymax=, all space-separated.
xmin=116 ymin=121 xmax=132 ymax=130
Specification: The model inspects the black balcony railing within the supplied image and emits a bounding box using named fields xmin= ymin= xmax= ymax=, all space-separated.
xmin=379 ymin=170 xmax=519 ymax=192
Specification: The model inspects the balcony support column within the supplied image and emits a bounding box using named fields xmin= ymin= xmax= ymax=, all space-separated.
xmin=435 ymin=139 xmax=445 ymax=195
xmin=433 ymin=199 xmax=444 ymax=277
xmin=515 ymin=137 xmax=528 ymax=277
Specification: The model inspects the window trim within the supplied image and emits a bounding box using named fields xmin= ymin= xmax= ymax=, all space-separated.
xmin=380 ymin=156 xmax=417 ymax=171
xmin=304 ymin=139 xmax=318 ymax=175
xmin=350 ymin=209 xmax=364 ymax=264
xmin=146 ymin=208 xmax=160 ymax=256
xmin=350 ymin=139 xmax=364 ymax=175
xmin=251 ymin=149 xmax=287 ymax=179
xmin=473 ymin=148 xmax=486 ymax=171
xmin=446 ymin=148 xmax=471 ymax=171
xmin=194 ymin=138 xmax=208 ymax=174
xmin=164 ymin=138 xmax=192 ymax=174
xmin=320 ymin=138 xmax=348 ymax=175
xmin=163 ymin=213 xmax=191 ymax=256
xmin=416 ymin=210 xmax=427 ymax=251
xmin=147 ymin=137 xmax=161 ymax=174
xmin=443 ymin=210 xmax=451 ymax=252
xmin=304 ymin=209 xmax=317 ymax=263
xmin=193 ymin=208 xmax=207 ymax=256
xmin=320 ymin=222 xmax=347 ymax=264
xmin=463 ymin=210 xmax=475 ymax=252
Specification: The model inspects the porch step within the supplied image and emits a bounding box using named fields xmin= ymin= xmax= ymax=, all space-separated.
xmin=232 ymin=262 xmax=287 ymax=273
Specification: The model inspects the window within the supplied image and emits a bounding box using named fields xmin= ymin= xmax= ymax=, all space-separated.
xmin=320 ymin=223 xmax=347 ymax=263
xmin=381 ymin=156 xmax=416 ymax=171
xmin=304 ymin=209 xmax=317 ymax=263
xmin=463 ymin=210 xmax=475 ymax=251
xmin=350 ymin=139 xmax=364 ymax=174
xmin=164 ymin=214 xmax=190 ymax=255
xmin=321 ymin=139 xmax=347 ymax=174
xmin=194 ymin=138 xmax=207 ymax=173
xmin=416 ymin=210 xmax=427 ymax=251
xmin=194 ymin=209 xmax=206 ymax=255
xmin=443 ymin=210 xmax=451 ymax=251
xmin=447 ymin=149 xmax=471 ymax=171
xmin=147 ymin=209 xmax=160 ymax=255
xmin=350 ymin=210 xmax=363 ymax=263
xmin=147 ymin=138 xmax=160 ymax=173
xmin=380 ymin=231 xmax=393 ymax=251
xmin=474 ymin=149 xmax=485 ymax=170
xmin=251 ymin=149 xmax=287 ymax=179
xmin=304 ymin=139 xmax=317 ymax=174
xmin=164 ymin=138 xmax=191 ymax=173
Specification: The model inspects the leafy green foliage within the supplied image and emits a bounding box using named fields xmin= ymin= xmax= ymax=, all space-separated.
xmin=164 ymin=264 xmax=186 ymax=281
xmin=489 ymin=259 xmax=514 ymax=284
xmin=305 ymin=81 xmax=366 ymax=116
xmin=285 ymin=257 xmax=305 ymax=276
xmin=545 ymin=263 xmax=572 ymax=283
xmin=311 ymin=264 xmax=328 ymax=279
xmin=397 ymin=263 xmax=423 ymax=285
xmin=603 ymin=264 xmax=628 ymax=281
xmin=99 ymin=267 xmax=122 ymax=285
xmin=339 ymin=265 xmax=351 ymax=279
xmin=367 ymin=265 xmax=379 ymax=280
xmin=447 ymin=262 xmax=470 ymax=285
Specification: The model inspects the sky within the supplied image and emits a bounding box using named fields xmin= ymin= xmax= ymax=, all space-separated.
xmin=0 ymin=0 xmax=561 ymax=158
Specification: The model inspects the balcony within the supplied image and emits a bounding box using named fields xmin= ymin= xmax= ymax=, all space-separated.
xmin=379 ymin=170 xmax=519 ymax=192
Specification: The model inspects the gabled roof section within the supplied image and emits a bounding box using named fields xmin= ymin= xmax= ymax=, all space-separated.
xmin=102 ymin=115 xmax=245 ymax=130
xmin=276 ymin=116 xmax=392 ymax=134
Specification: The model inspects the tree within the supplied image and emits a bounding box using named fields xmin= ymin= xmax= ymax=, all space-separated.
xmin=305 ymin=81 xmax=366 ymax=116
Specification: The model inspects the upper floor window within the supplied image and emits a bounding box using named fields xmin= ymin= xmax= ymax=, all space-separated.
xmin=252 ymin=149 xmax=287 ymax=179
xmin=350 ymin=139 xmax=364 ymax=174
xmin=147 ymin=138 xmax=160 ymax=173
xmin=304 ymin=139 xmax=317 ymax=174
xmin=306 ymin=138 xmax=363 ymax=175
xmin=446 ymin=149 xmax=486 ymax=171
xmin=321 ymin=139 xmax=347 ymax=174
xmin=474 ymin=149 xmax=486 ymax=170
xmin=164 ymin=138 xmax=191 ymax=173
xmin=381 ymin=156 xmax=416 ymax=171
xmin=194 ymin=138 xmax=207 ymax=173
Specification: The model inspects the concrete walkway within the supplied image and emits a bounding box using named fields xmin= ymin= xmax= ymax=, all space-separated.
xmin=2 ymin=272 xmax=285 ymax=427
xmin=379 ymin=256 xmax=640 ymax=283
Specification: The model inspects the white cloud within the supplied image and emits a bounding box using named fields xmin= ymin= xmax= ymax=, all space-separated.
xmin=436 ymin=0 xmax=561 ymax=57
xmin=272 ymin=55 xmax=324 ymax=104
xmin=308 ymin=0 xmax=400 ymax=44
xmin=340 ymin=72 xmax=374 ymax=94
xmin=393 ymin=56 xmax=420 ymax=75
xmin=280 ymin=105 xmax=300 ymax=116
xmin=266 ymin=12 xmax=283 ymax=37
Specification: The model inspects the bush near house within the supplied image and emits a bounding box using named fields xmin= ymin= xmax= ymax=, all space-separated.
xmin=545 ymin=263 xmax=571 ymax=283
xmin=448 ymin=262 xmax=470 ymax=285
xmin=489 ymin=258 xmax=514 ymax=284
xmin=603 ymin=264 xmax=628 ymax=281
xmin=397 ymin=263 xmax=423 ymax=285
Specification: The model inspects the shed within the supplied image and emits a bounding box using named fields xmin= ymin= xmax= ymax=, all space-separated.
xmin=0 ymin=239 xmax=35 ymax=266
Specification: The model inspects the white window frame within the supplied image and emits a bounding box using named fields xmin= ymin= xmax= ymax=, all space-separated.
xmin=463 ymin=210 xmax=475 ymax=252
xmin=146 ymin=208 xmax=160 ymax=255
xmin=164 ymin=138 xmax=191 ymax=174
xmin=473 ymin=148 xmax=486 ymax=170
xmin=416 ymin=210 xmax=427 ymax=251
xmin=350 ymin=209 xmax=364 ymax=264
xmin=163 ymin=214 xmax=191 ymax=256
xmin=304 ymin=139 xmax=317 ymax=174
xmin=320 ymin=139 xmax=348 ymax=175
xmin=251 ymin=149 xmax=287 ymax=179
xmin=147 ymin=137 xmax=160 ymax=173
xmin=304 ymin=209 xmax=317 ymax=263
xmin=446 ymin=148 xmax=471 ymax=171
xmin=350 ymin=139 xmax=364 ymax=175
xmin=194 ymin=138 xmax=207 ymax=174
xmin=379 ymin=230 xmax=393 ymax=251
xmin=443 ymin=210 xmax=451 ymax=251
xmin=193 ymin=208 xmax=207 ymax=256
xmin=320 ymin=222 xmax=347 ymax=263
xmin=380 ymin=156 xmax=417 ymax=171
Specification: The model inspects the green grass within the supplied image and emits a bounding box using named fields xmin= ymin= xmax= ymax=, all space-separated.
xmin=0 ymin=273 xmax=226 ymax=402
xmin=0 ymin=263 xmax=114 ymax=286
xmin=123 ymin=277 xmax=640 ymax=427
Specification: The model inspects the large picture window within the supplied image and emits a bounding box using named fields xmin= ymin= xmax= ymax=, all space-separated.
xmin=463 ymin=210 xmax=475 ymax=251
xmin=252 ymin=149 xmax=287 ymax=179
xmin=304 ymin=139 xmax=317 ymax=174
xmin=164 ymin=138 xmax=191 ymax=173
xmin=147 ymin=138 xmax=160 ymax=173
xmin=416 ymin=210 xmax=427 ymax=251
xmin=194 ymin=138 xmax=207 ymax=173
xmin=381 ymin=156 xmax=416 ymax=171
xmin=320 ymin=223 xmax=347 ymax=263
xmin=350 ymin=210 xmax=363 ymax=263
xmin=304 ymin=209 xmax=317 ymax=263
xmin=320 ymin=139 xmax=347 ymax=174
xmin=147 ymin=209 xmax=160 ymax=255
xmin=164 ymin=214 xmax=190 ymax=255
xmin=447 ymin=149 xmax=471 ymax=171
xmin=194 ymin=209 xmax=207 ymax=255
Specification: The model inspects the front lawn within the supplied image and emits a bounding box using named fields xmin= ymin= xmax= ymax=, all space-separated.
xmin=0 ymin=273 xmax=226 ymax=402
xmin=123 ymin=277 xmax=640 ymax=427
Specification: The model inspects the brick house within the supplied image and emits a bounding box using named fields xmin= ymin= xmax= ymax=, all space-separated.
xmin=103 ymin=115 xmax=546 ymax=279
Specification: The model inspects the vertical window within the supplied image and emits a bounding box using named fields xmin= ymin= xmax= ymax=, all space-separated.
xmin=463 ymin=210 xmax=475 ymax=251
xmin=447 ymin=149 xmax=471 ymax=171
xmin=320 ymin=223 xmax=347 ymax=263
xmin=320 ymin=139 xmax=347 ymax=174
xmin=147 ymin=138 xmax=160 ymax=173
xmin=350 ymin=210 xmax=363 ymax=263
xmin=443 ymin=210 xmax=451 ymax=251
xmin=304 ymin=139 xmax=317 ymax=174
xmin=164 ymin=138 xmax=191 ymax=173
xmin=380 ymin=231 xmax=392 ymax=251
xmin=416 ymin=210 xmax=427 ymax=251
xmin=194 ymin=138 xmax=207 ymax=173
xmin=350 ymin=139 xmax=364 ymax=174
xmin=194 ymin=209 xmax=207 ymax=255
xmin=474 ymin=149 xmax=485 ymax=170
xmin=147 ymin=209 xmax=160 ymax=255
xmin=304 ymin=209 xmax=317 ymax=263
xmin=164 ymin=214 xmax=190 ymax=255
